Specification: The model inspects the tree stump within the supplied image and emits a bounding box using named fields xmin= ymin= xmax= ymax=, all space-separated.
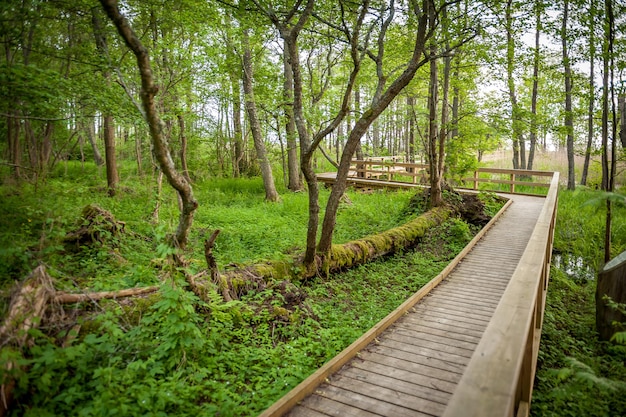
xmin=596 ymin=250 xmax=626 ymax=341
xmin=63 ymin=204 xmax=125 ymax=250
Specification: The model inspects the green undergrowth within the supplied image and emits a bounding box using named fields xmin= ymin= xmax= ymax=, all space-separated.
xmin=531 ymin=187 xmax=626 ymax=416
xmin=3 ymin=181 xmax=477 ymax=416
xmin=0 ymin=162 xmax=415 ymax=293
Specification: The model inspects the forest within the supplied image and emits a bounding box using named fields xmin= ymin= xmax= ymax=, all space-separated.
xmin=1 ymin=0 xmax=626 ymax=416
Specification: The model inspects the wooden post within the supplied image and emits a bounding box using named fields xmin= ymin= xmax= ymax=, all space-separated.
xmin=596 ymin=250 xmax=626 ymax=341
xmin=473 ymin=170 xmax=479 ymax=190
xmin=510 ymin=173 xmax=516 ymax=193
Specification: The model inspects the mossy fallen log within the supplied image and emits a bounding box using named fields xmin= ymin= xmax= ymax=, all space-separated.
xmin=201 ymin=206 xmax=452 ymax=301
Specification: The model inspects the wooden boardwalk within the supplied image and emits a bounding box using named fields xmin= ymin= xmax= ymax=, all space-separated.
xmin=275 ymin=194 xmax=546 ymax=417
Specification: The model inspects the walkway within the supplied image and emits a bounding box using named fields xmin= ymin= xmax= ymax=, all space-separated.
xmin=274 ymin=194 xmax=546 ymax=417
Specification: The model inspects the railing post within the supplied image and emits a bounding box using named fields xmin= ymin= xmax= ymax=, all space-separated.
xmin=510 ymin=173 xmax=516 ymax=193
xmin=473 ymin=170 xmax=479 ymax=190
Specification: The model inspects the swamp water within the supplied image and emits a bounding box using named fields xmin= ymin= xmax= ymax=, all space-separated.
xmin=552 ymin=252 xmax=596 ymax=281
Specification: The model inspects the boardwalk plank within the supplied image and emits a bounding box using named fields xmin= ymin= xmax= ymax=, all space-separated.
xmin=401 ymin=312 xmax=487 ymax=333
xmin=314 ymin=384 xmax=428 ymax=417
xmin=383 ymin=332 xmax=475 ymax=358
xmin=341 ymin=365 xmax=450 ymax=406
xmin=350 ymin=358 xmax=458 ymax=394
xmin=390 ymin=327 xmax=478 ymax=351
xmin=360 ymin=351 xmax=462 ymax=383
xmin=392 ymin=320 xmax=482 ymax=343
xmin=290 ymin=395 xmax=380 ymax=417
xmin=367 ymin=341 xmax=467 ymax=374
xmin=330 ymin=373 xmax=447 ymax=415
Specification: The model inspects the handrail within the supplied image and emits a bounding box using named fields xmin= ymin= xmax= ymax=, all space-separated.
xmin=442 ymin=171 xmax=560 ymax=417
xmin=345 ymin=161 xmax=555 ymax=194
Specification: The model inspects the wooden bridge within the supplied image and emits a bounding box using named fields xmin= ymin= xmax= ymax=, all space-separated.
xmin=259 ymin=163 xmax=559 ymax=417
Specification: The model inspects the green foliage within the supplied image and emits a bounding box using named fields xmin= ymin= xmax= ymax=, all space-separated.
xmin=531 ymin=189 xmax=626 ymax=416
xmin=1 ymin=167 xmax=481 ymax=416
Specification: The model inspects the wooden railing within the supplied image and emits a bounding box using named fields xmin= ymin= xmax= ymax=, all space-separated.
xmin=349 ymin=159 xmax=429 ymax=184
xmin=442 ymin=171 xmax=560 ymax=417
xmin=462 ymin=168 xmax=554 ymax=195
xmin=346 ymin=161 xmax=555 ymax=195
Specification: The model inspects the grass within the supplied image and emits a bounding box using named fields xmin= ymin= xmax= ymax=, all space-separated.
xmin=1 ymin=161 xmax=481 ymax=416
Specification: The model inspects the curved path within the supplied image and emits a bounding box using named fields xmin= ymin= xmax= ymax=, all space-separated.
xmin=264 ymin=194 xmax=546 ymax=417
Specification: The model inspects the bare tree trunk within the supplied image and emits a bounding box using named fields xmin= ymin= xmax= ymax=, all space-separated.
xmin=563 ymin=0 xmax=575 ymax=190
xmin=134 ymin=124 xmax=143 ymax=176
xmin=600 ymin=0 xmax=611 ymax=192
xmin=84 ymin=119 xmax=104 ymax=166
xmin=100 ymin=0 xmax=198 ymax=248
xmin=103 ymin=115 xmax=118 ymax=196
xmin=177 ymin=114 xmax=191 ymax=183
xmin=617 ymin=93 xmax=626 ymax=149
xmin=581 ymin=1 xmax=595 ymax=185
xmin=528 ymin=0 xmax=542 ymax=171
xmin=407 ymin=95 xmax=416 ymax=164
xmin=283 ymin=46 xmax=303 ymax=191
xmin=7 ymin=113 xmax=21 ymax=178
xmin=242 ymin=29 xmax=280 ymax=202
xmin=506 ymin=0 xmax=522 ymax=169
xmin=92 ymin=7 xmax=118 ymax=196
xmin=231 ymin=72 xmax=245 ymax=177
xmin=428 ymin=0 xmax=442 ymax=208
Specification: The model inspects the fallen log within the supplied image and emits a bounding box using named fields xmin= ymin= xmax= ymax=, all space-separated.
xmin=53 ymin=286 xmax=159 ymax=304
xmin=205 ymin=206 xmax=453 ymax=301
xmin=0 ymin=265 xmax=53 ymax=417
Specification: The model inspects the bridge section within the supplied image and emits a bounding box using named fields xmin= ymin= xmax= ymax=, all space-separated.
xmin=277 ymin=195 xmax=544 ymax=417
xmin=260 ymin=167 xmax=559 ymax=417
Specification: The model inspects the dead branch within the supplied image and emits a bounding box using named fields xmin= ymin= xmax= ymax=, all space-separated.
xmin=53 ymin=286 xmax=159 ymax=304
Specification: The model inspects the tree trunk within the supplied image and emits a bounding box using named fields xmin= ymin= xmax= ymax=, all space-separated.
xmin=617 ymin=94 xmax=626 ymax=150
xmin=428 ymin=1 xmax=442 ymax=208
xmin=103 ymin=114 xmax=118 ymax=196
xmin=177 ymin=114 xmax=191 ymax=183
xmin=317 ymin=1 xmax=432 ymax=255
xmin=242 ymin=29 xmax=280 ymax=202
xmin=528 ymin=0 xmax=541 ymax=171
xmin=231 ymin=71 xmax=245 ymax=177
xmin=506 ymin=0 xmax=522 ymax=169
xmin=7 ymin=113 xmax=21 ymax=178
xmin=283 ymin=46 xmax=303 ymax=191
xmin=100 ymin=0 xmax=198 ymax=248
xmin=209 ymin=207 xmax=452 ymax=301
xmin=581 ymin=0 xmax=596 ymax=186
xmin=407 ymin=95 xmax=416 ymax=164
xmin=600 ymin=0 xmax=610 ymax=191
xmin=92 ymin=7 xmax=118 ymax=195
xmin=562 ymin=0 xmax=575 ymax=191
xmin=134 ymin=124 xmax=143 ymax=176
xmin=84 ymin=119 xmax=104 ymax=166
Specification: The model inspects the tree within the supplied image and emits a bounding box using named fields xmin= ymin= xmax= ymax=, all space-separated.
xmin=527 ymin=0 xmax=543 ymax=171
xmin=505 ymin=0 xmax=525 ymax=169
xmin=580 ymin=0 xmax=597 ymax=185
xmin=283 ymin=46 xmax=303 ymax=191
xmin=99 ymin=0 xmax=198 ymax=248
xmin=562 ymin=0 xmax=575 ymax=190
xmin=91 ymin=7 xmax=119 ymax=197
xmin=242 ymin=28 xmax=280 ymax=202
